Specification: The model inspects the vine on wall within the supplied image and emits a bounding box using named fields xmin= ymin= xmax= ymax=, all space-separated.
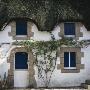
xmin=14 ymin=38 xmax=90 ymax=87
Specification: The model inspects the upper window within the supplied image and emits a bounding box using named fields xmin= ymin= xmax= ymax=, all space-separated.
xmin=16 ymin=20 xmax=27 ymax=35
xmin=64 ymin=23 xmax=75 ymax=36
xmin=15 ymin=52 xmax=28 ymax=69
xmin=64 ymin=52 xmax=76 ymax=69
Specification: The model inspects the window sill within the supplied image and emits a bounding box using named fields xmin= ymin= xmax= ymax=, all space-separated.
xmin=61 ymin=69 xmax=80 ymax=73
xmin=13 ymin=35 xmax=28 ymax=40
xmin=16 ymin=35 xmax=27 ymax=37
xmin=14 ymin=69 xmax=28 ymax=71
xmin=64 ymin=67 xmax=76 ymax=69
xmin=64 ymin=35 xmax=75 ymax=38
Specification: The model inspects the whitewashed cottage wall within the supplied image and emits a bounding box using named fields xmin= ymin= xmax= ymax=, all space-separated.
xmin=0 ymin=22 xmax=90 ymax=88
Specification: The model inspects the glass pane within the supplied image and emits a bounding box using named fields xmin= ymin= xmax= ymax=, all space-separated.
xmin=16 ymin=20 xmax=27 ymax=35
xmin=70 ymin=52 xmax=76 ymax=67
xmin=15 ymin=52 xmax=28 ymax=69
xmin=64 ymin=23 xmax=75 ymax=35
xmin=64 ymin=52 xmax=69 ymax=67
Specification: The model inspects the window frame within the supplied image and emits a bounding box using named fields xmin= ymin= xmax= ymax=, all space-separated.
xmin=8 ymin=21 xmax=34 ymax=40
xmin=59 ymin=22 xmax=84 ymax=40
xmin=57 ymin=47 xmax=84 ymax=73
xmin=64 ymin=52 xmax=76 ymax=69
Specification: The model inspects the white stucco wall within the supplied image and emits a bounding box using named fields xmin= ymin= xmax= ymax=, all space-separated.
xmin=31 ymin=24 xmax=61 ymax=41
xmin=0 ymin=22 xmax=90 ymax=88
xmin=0 ymin=26 xmax=13 ymax=43
xmin=31 ymin=24 xmax=51 ymax=41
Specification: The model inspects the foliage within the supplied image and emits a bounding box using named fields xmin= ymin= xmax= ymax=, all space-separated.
xmin=0 ymin=73 xmax=11 ymax=90
xmin=15 ymin=38 xmax=90 ymax=49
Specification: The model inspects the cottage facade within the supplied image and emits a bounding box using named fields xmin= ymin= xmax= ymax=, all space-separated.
xmin=0 ymin=20 xmax=90 ymax=89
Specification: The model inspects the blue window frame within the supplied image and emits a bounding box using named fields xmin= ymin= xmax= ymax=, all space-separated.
xmin=15 ymin=52 xmax=28 ymax=69
xmin=64 ymin=52 xmax=76 ymax=67
xmin=16 ymin=20 xmax=27 ymax=35
xmin=64 ymin=23 xmax=75 ymax=35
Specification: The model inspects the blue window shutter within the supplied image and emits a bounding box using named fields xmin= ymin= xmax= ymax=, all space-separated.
xmin=70 ymin=52 xmax=76 ymax=67
xmin=64 ymin=52 xmax=69 ymax=67
xmin=64 ymin=23 xmax=75 ymax=35
xmin=16 ymin=20 xmax=27 ymax=35
xmin=15 ymin=52 xmax=28 ymax=69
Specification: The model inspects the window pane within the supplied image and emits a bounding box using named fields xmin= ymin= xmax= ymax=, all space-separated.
xmin=16 ymin=20 xmax=27 ymax=35
xmin=64 ymin=23 xmax=75 ymax=35
xmin=15 ymin=52 xmax=28 ymax=69
xmin=64 ymin=52 xmax=69 ymax=67
xmin=70 ymin=52 xmax=76 ymax=67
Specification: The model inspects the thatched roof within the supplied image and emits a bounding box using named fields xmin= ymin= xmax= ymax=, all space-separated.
xmin=0 ymin=0 xmax=90 ymax=31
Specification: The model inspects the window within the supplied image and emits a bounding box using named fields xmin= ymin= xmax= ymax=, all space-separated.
xmin=64 ymin=23 xmax=75 ymax=36
xmin=15 ymin=52 xmax=28 ymax=69
xmin=58 ymin=47 xmax=84 ymax=73
xmin=64 ymin=52 xmax=76 ymax=69
xmin=16 ymin=20 xmax=27 ymax=35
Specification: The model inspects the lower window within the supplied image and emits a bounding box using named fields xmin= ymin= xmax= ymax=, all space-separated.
xmin=58 ymin=47 xmax=84 ymax=73
xmin=64 ymin=52 xmax=76 ymax=69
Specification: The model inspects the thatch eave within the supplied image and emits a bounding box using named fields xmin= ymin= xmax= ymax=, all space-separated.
xmin=0 ymin=0 xmax=90 ymax=31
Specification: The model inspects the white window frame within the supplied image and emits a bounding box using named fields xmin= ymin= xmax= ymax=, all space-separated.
xmin=64 ymin=35 xmax=75 ymax=38
xmin=16 ymin=35 xmax=27 ymax=37
xmin=64 ymin=52 xmax=76 ymax=69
